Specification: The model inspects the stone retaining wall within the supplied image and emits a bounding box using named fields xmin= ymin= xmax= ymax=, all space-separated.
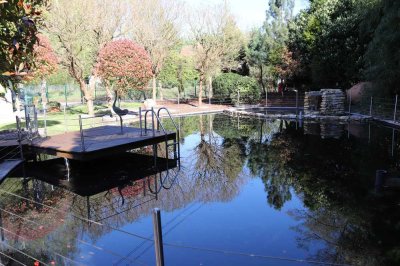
xmin=304 ymin=89 xmax=345 ymax=116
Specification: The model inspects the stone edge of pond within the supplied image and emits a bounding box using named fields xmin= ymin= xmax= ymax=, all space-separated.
xmin=223 ymin=109 xmax=372 ymax=122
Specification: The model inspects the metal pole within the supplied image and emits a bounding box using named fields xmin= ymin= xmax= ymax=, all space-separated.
xmin=265 ymin=89 xmax=268 ymax=108
xmin=139 ymin=107 xmax=142 ymax=136
xmin=151 ymin=107 xmax=155 ymax=136
xmin=348 ymin=91 xmax=352 ymax=114
xmin=393 ymin=95 xmax=398 ymax=122
xmin=237 ymin=91 xmax=240 ymax=106
xmin=44 ymin=107 xmax=47 ymax=137
xmin=64 ymin=104 xmax=67 ymax=133
xmin=295 ymin=90 xmax=298 ymax=117
xmin=16 ymin=116 xmax=24 ymax=160
xmin=152 ymin=208 xmax=165 ymax=266
xmin=33 ymin=105 xmax=38 ymax=134
xmin=64 ymin=85 xmax=68 ymax=107
xmin=46 ymin=85 xmax=49 ymax=103
xmin=369 ymin=96 xmax=373 ymax=117
xmin=79 ymin=115 xmax=85 ymax=152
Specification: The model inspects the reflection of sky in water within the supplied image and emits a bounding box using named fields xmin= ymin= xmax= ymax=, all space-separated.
xmin=1 ymin=114 xmax=400 ymax=265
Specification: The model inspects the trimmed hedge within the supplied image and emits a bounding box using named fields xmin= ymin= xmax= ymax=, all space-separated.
xmin=213 ymin=73 xmax=260 ymax=104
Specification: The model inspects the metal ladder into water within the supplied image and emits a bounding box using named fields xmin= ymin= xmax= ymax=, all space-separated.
xmin=141 ymin=107 xmax=180 ymax=165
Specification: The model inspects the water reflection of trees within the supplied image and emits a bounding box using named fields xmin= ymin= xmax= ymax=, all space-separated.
xmin=1 ymin=114 xmax=400 ymax=265
xmin=190 ymin=115 xmax=247 ymax=202
xmin=245 ymin=118 xmax=400 ymax=265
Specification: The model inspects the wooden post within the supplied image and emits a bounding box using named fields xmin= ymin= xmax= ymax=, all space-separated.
xmin=152 ymin=208 xmax=164 ymax=266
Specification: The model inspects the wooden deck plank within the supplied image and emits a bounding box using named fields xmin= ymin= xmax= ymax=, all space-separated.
xmin=30 ymin=126 xmax=176 ymax=160
xmin=0 ymin=159 xmax=23 ymax=181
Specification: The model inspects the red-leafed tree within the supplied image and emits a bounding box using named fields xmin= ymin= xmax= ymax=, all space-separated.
xmin=32 ymin=34 xmax=58 ymax=107
xmin=96 ymin=39 xmax=152 ymax=98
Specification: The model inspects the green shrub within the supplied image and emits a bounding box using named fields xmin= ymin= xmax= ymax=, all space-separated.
xmin=213 ymin=73 xmax=260 ymax=104
xmin=231 ymin=76 xmax=260 ymax=105
xmin=213 ymin=73 xmax=241 ymax=97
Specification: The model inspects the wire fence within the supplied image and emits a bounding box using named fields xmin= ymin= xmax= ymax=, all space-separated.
xmin=350 ymin=95 xmax=400 ymax=122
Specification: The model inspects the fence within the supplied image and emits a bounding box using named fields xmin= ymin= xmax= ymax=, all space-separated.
xmin=350 ymin=95 xmax=400 ymax=123
xmin=20 ymin=82 xmax=270 ymax=108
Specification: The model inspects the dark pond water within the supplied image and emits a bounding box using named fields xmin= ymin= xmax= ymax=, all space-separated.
xmin=1 ymin=114 xmax=400 ymax=266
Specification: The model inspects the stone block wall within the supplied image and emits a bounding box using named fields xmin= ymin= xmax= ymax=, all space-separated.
xmin=304 ymin=89 xmax=345 ymax=116
xmin=320 ymin=89 xmax=345 ymax=115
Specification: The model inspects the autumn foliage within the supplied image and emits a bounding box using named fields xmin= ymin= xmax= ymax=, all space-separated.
xmin=96 ymin=39 xmax=152 ymax=94
xmin=32 ymin=34 xmax=58 ymax=79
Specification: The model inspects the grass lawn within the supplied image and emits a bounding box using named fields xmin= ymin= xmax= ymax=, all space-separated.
xmin=0 ymin=102 xmax=142 ymax=136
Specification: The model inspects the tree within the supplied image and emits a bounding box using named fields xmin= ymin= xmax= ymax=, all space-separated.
xmin=126 ymin=0 xmax=182 ymax=104
xmin=247 ymin=0 xmax=294 ymax=91
xmin=288 ymin=0 xmax=371 ymax=89
xmin=246 ymin=29 xmax=270 ymax=93
xmin=363 ymin=0 xmax=400 ymax=95
xmin=96 ymin=39 xmax=153 ymax=96
xmin=188 ymin=2 xmax=242 ymax=106
xmin=158 ymin=49 xmax=198 ymax=99
xmin=0 ymin=0 xmax=48 ymax=109
xmin=47 ymin=0 xmax=124 ymax=115
xmin=32 ymin=34 xmax=58 ymax=108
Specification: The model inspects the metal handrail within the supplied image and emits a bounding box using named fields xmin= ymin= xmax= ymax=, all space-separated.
xmin=157 ymin=107 xmax=180 ymax=162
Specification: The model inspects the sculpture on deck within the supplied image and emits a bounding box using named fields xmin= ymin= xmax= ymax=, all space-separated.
xmin=112 ymin=90 xmax=129 ymax=132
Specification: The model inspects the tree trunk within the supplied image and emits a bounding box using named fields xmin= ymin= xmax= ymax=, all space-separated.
xmin=158 ymin=80 xmax=163 ymax=101
xmin=152 ymin=75 xmax=157 ymax=104
xmin=198 ymin=73 xmax=204 ymax=106
xmin=208 ymin=76 xmax=213 ymax=104
xmin=78 ymin=79 xmax=94 ymax=116
xmin=260 ymin=65 xmax=266 ymax=94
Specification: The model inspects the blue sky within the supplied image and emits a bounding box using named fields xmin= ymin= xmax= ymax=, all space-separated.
xmin=183 ymin=0 xmax=310 ymax=31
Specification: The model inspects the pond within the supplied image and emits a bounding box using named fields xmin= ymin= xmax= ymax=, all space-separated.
xmin=1 ymin=114 xmax=400 ymax=266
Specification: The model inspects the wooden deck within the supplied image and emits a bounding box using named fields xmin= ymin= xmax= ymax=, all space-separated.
xmin=30 ymin=126 xmax=176 ymax=160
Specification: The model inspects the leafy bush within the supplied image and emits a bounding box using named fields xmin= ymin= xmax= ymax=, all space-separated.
xmin=213 ymin=73 xmax=241 ymax=97
xmin=213 ymin=73 xmax=260 ymax=104
xmin=231 ymin=76 xmax=260 ymax=104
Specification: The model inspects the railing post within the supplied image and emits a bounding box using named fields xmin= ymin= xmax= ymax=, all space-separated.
xmin=369 ymin=96 xmax=373 ymax=117
xmin=139 ymin=107 xmax=142 ymax=136
xmin=64 ymin=85 xmax=68 ymax=107
xmin=33 ymin=105 xmax=38 ymax=134
xmin=64 ymin=104 xmax=67 ymax=133
xmin=152 ymin=208 xmax=165 ymax=266
xmin=393 ymin=95 xmax=398 ymax=122
xmin=44 ymin=107 xmax=47 ymax=137
xmin=16 ymin=116 xmax=24 ymax=160
xmin=265 ymin=89 xmax=268 ymax=108
xmin=79 ymin=115 xmax=86 ymax=152
xmin=151 ymin=107 xmax=155 ymax=136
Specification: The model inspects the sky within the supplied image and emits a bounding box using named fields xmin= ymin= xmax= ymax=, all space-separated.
xmin=183 ymin=0 xmax=310 ymax=31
